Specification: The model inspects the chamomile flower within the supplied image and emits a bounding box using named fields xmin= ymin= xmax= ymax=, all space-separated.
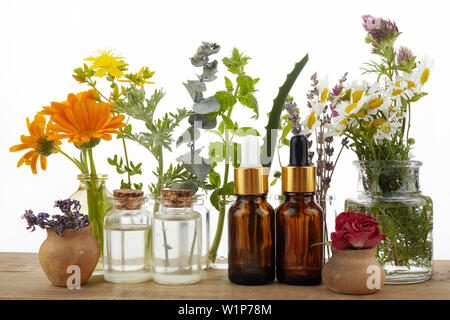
xmin=335 ymin=87 xmax=368 ymax=120
xmin=301 ymin=99 xmax=324 ymax=135
xmin=412 ymin=56 xmax=433 ymax=93
xmin=372 ymin=118 xmax=402 ymax=143
xmin=316 ymin=77 xmax=330 ymax=103
xmin=325 ymin=116 xmax=348 ymax=137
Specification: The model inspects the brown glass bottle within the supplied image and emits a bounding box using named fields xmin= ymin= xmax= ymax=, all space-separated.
xmin=228 ymin=194 xmax=275 ymax=285
xmin=276 ymin=192 xmax=323 ymax=285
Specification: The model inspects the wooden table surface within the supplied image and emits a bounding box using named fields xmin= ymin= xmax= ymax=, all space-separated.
xmin=0 ymin=252 xmax=449 ymax=300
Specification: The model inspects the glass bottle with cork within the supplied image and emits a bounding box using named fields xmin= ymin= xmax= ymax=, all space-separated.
xmin=152 ymin=189 xmax=202 ymax=285
xmin=276 ymin=134 xmax=323 ymax=285
xmin=228 ymin=136 xmax=275 ymax=285
xmin=103 ymin=189 xmax=152 ymax=283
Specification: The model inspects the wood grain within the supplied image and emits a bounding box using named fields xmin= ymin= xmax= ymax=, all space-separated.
xmin=0 ymin=252 xmax=449 ymax=300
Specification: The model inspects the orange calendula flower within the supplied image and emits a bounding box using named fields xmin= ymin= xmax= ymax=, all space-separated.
xmin=41 ymin=90 xmax=126 ymax=146
xmin=10 ymin=114 xmax=61 ymax=174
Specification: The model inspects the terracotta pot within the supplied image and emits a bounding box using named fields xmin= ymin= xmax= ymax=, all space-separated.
xmin=322 ymin=247 xmax=385 ymax=295
xmin=39 ymin=225 xmax=100 ymax=287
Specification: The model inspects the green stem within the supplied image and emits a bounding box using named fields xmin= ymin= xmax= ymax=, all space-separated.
xmin=122 ymin=138 xmax=131 ymax=184
xmin=153 ymin=145 xmax=170 ymax=267
xmin=54 ymin=148 xmax=85 ymax=173
xmin=208 ymin=114 xmax=232 ymax=264
xmin=87 ymin=148 xmax=97 ymax=175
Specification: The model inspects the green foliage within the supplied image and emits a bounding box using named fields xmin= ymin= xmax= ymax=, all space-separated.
xmin=346 ymin=195 xmax=433 ymax=269
xmin=178 ymin=42 xmax=221 ymax=189
xmin=215 ymin=48 xmax=259 ymax=119
xmin=262 ymin=54 xmax=309 ymax=168
xmin=115 ymin=85 xmax=194 ymax=196
xmin=107 ymin=154 xmax=143 ymax=190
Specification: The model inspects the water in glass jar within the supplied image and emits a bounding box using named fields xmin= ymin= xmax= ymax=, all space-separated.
xmin=104 ymin=224 xmax=152 ymax=283
xmin=152 ymin=216 xmax=202 ymax=285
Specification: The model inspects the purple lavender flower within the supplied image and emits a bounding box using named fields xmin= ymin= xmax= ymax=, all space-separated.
xmin=331 ymin=107 xmax=339 ymax=118
xmin=22 ymin=199 xmax=89 ymax=236
xmin=285 ymin=101 xmax=301 ymax=134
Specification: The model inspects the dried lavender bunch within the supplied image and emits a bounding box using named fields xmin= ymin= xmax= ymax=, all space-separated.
xmin=22 ymin=199 xmax=89 ymax=236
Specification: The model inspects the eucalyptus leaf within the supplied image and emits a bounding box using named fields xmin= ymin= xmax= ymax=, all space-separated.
xmin=171 ymin=181 xmax=199 ymax=194
xmin=183 ymin=80 xmax=206 ymax=101
xmin=184 ymin=161 xmax=211 ymax=182
xmin=188 ymin=113 xmax=217 ymax=129
xmin=176 ymin=127 xmax=200 ymax=147
xmin=193 ymin=96 xmax=220 ymax=114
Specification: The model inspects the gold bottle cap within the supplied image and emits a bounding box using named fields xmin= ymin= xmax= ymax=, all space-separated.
xmin=281 ymin=166 xmax=316 ymax=193
xmin=234 ymin=167 xmax=269 ymax=195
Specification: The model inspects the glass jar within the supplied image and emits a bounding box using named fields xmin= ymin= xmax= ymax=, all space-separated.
xmin=70 ymin=174 xmax=111 ymax=274
xmin=103 ymin=189 xmax=152 ymax=283
xmin=148 ymin=193 xmax=210 ymax=270
xmin=345 ymin=160 xmax=433 ymax=284
xmin=152 ymin=190 xmax=202 ymax=285
xmin=209 ymin=195 xmax=235 ymax=269
xmin=192 ymin=194 xmax=210 ymax=269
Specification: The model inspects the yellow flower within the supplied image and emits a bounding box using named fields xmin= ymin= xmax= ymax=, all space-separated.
xmin=85 ymin=50 xmax=128 ymax=78
xmin=41 ymin=90 xmax=126 ymax=146
xmin=10 ymin=115 xmax=61 ymax=174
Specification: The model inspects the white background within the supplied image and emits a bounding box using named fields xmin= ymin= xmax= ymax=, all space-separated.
xmin=1 ymin=0 xmax=448 ymax=259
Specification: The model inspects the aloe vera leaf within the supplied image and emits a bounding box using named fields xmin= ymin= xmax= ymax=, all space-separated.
xmin=262 ymin=54 xmax=308 ymax=169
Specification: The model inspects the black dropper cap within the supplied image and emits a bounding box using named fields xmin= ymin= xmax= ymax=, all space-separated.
xmin=288 ymin=135 xmax=309 ymax=167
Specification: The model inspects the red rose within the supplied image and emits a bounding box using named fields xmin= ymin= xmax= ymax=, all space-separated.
xmin=331 ymin=211 xmax=386 ymax=250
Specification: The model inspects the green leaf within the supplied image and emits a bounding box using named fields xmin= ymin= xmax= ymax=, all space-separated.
xmin=219 ymin=181 xmax=235 ymax=196
xmin=224 ymin=76 xmax=233 ymax=92
xmin=410 ymin=92 xmax=428 ymax=102
xmin=281 ymin=121 xmax=293 ymax=140
xmin=193 ymin=96 xmax=220 ymax=114
xmin=270 ymin=179 xmax=277 ymax=186
xmin=208 ymin=167 xmax=221 ymax=187
xmin=209 ymin=141 xmax=225 ymax=163
xmin=215 ymin=90 xmax=237 ymax=113
xmin=238 ymin=92 xmax=259 ymax=119
xmin=236 ymin=75 xmax=254 ymax=95
xmin=222 ymin=48 xmax=249 ymax=75
xmin=221 ymin=115 xmax=236 ymax=130
xmin=233 ymin=127 xmax=260 ymax=137
xmin=262 ymin=54 xmax=308 ymax=168
xmin=210 ymin=188 xmax=220 ymax=211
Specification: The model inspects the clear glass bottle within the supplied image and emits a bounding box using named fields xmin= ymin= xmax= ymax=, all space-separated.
xmin=103 ymin=189 xmax=152 ymax=283
xmin=152 ymin=189 xmax=202 ymax=285
xmin=70 ymin=174 xmax=111 ymax=274
xmin=345 ymin=160 xmax=433 ymax=284
xmin=209 ymin=195 xmax=235 ymax=269
xmin=192 ymin=193 xmax=210 ymax=269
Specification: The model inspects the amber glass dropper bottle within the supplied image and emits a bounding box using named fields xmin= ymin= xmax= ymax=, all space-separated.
xmin=276 ymin=134 xmax=323 ymax=285
xmin=228 ymin=136 xmax=275 ymax=285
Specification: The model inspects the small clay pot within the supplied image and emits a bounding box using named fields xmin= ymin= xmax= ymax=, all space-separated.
xmin=39 ymin=225 xmax=100 ymax=287
xmin=322 ymin=247 xmax=385 ymax=295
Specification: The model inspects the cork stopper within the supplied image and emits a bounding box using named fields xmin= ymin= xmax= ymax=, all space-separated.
xmin=160 ymin=189 xmax=192 ymax=208
xmin=113 ymin=189 xmax=145 ymax=210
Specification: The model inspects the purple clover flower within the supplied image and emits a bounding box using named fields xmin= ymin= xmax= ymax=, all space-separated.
xmin=362 ymin=15 xmax=399 ymax=44
xmin=397 ymin=46 xmax=414 ymax=65
xmin=22 ymin=199 xmax=89 ymax=236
